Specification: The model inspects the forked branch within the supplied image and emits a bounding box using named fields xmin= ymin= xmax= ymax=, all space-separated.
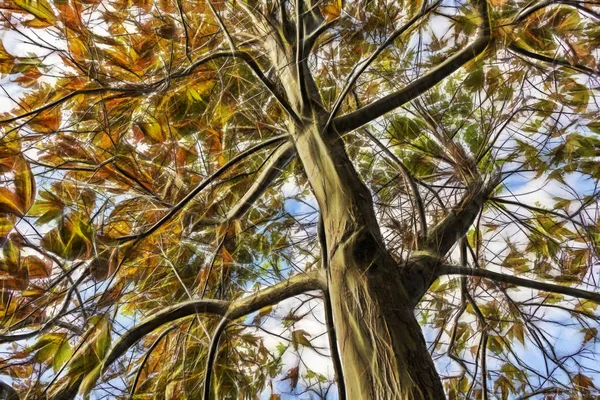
xmin=332 ymin=0 xmax=491 ymax=134
xmin=105 ymin=135 xmax=290 ymax=243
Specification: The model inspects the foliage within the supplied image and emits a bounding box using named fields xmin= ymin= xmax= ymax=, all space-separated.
xmin=0 ymin=0 xmax=599 ymax=398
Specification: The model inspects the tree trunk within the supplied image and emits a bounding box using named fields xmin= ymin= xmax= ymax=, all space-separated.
xmin=292 ymin=117 xmax=445 ymax=399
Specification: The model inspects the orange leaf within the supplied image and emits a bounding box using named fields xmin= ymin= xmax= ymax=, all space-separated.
xmin=29 ymin=107 xmax=61 ymax=133
xmin=0 ymin=273 xmax=28 ymax=291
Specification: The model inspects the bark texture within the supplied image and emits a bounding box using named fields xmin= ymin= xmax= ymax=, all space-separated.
xmin=293 ymin=118 xmax=445 ymax=399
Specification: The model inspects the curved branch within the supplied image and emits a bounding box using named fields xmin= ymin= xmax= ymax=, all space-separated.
xmin=105 ymin=135 xmax=290 ymax=243
xmin=173 ymin=51 xmax=299 ymax=122
xmin=0 ymin=87 xmax=142 ymax=125
xmin=490 ymin=196 xmax=584 ymax=227
xmin=439 ymin=264 xmax=600 ymax=304
xmin=424 ymin=170 xmax=501 ymax=256
xmin=508 ymin=43 xmax=600 ymax=76
xmin=129 ymin=325 xmax=177 ymax=398
xmin=0 ymin=268 xmax=90 ymax=344
xmin=202 ymin=317 xmax=228 ymax=400
xmin=2 ymin=50 xmax=299 ymax=126
xmin=361 ymin=129 xmax=427 ymax=237
xmin=514 ymin=0 xmax=600 ymax=24
xmin=332 ymin=0 xmax=491 ymax=134
xmin=76 ymin=269 xmax=327 ymax=396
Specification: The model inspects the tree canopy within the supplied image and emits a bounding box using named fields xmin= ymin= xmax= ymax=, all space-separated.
xmin=0 ymin=0 xmax=599 ymax=398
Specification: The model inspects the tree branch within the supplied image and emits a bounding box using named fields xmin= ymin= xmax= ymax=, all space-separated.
xmin=332 ymin=0 xmax=491 ymax=134
xmin=325 ymin=0 xmax=441 ymax=131
xmin=439 ymin=264 xmax=600 ymax=304
xmin=508 ymin=43 xmax=600 ymax=76
xmin=361 ymin=129 xmax=427 ymax=237
xmin=202 ymin=317 xmax=228 ymax=400
xmin=513 ymin=0 xmax=600 ymax=24
xmin=104 ymin=135 xmax=290 ymax=243
xmin=190 ymin=141 xmax=296 ymax=230
xmin=74 ymin=270 xmax=327 ymax=395
xmin=172 ymin=50 xmax=300 ymax=122
xmin=424 ymin=170 xmax=501 ymax=256
xmin=0 ymin=268 xmax=90 ymax=344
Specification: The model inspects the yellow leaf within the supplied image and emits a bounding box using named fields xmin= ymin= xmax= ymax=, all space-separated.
xmin=14 ymin=0 xmax=56 ymax=24
xmin=0 ymin=40 xmax=15 ymax=75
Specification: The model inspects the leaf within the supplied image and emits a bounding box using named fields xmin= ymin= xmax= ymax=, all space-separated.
xmin=90 ymin=248 xmax=117 ymax=281
xmin=79 ymin=364 xmax=102 ymax=395
xmin=134 ymin=119 xmax=166 ymax=143
xmin=573 ymin=373 xmax=596 ymax=390
xmin=510 ymin=323 xmax=525 ymax=345
xmin=40 ymin=215 xmax=93 ymax=260
xmin=32 ymin=333 xmax=69 ymax=369
xmin=22 ymin=256 xmax=52 ymax=279
xmin=281 ymin=366 xmax=299 ymax=390
xmin=0 ymin=274 xmax=28 ymax=291
xmin=0 ymin=214 xmax=16 ymax=239
xmin=291 ymin=329 xmax=312 ymax=351
xmin=0 ymin=156 xmax=36 ymax=216
xmin=0 ymin=40 xmax=15 ymax=74
xmin=582 ymin=327 xmax=598 ymax=344
xmin=14 ymin=0 xmax=56 ymax=24
xmin=29 ymin=107 xmax=61 ymax=133
xmin=53 ymin=338 xmax=72 ymax=371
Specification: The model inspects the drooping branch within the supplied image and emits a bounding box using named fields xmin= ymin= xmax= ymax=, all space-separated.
xmin=0 ymin=87 xmax=144 ymax=125
xmin=361 ymin=129 xmax=427 ymax=237
xmin=190 ymin=141 xmax=296 ymax=230
xmin=440 ymin=264 xmax=600 ymax=304
xmin=0 ymin=267 xmax=90 ymax=345
xmin=105 ymin=135 xmax=290 ymax=243
xmin=129 ymin=325 xmax=177 ymax=398
xmin=490 ymin=196 xmax=585 ymax=227
xmin=202 ymin=317 xmax=229 ymax=400
xmin=172 ymin=50 xmax=299 ymax=121
xmin=1 ymin=49 xmax=299 ymax=127
xmin=332 ymin=0 xmax=491 ymax=134
xmin=70 ymin=270 xmax=326 ymax=395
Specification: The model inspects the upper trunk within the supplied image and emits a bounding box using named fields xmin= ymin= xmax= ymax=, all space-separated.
xmin=291 ymin=116 xmax=445 ymax=399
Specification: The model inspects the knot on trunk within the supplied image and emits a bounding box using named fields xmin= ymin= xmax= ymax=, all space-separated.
xmin=331 ymin=228 xmax=384 ymax=273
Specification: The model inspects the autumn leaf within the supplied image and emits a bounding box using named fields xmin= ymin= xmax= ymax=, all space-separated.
xmin=0 ymin=155 xmax=36 ymax=216
xmin=281 ymin=366 xmax=299 ymax=390
xmin=14 ymin=0 xmax=56 ymax=25
xmin=582 ymin=328 xmax=598 ymax=344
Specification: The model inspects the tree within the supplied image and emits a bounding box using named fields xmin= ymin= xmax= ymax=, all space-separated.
xmin=0 ymin=0 xmax=599 ymax=398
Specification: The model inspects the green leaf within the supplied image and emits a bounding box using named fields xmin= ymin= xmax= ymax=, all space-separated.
xmin=53 ymin=338 xmax=72 ymax=371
